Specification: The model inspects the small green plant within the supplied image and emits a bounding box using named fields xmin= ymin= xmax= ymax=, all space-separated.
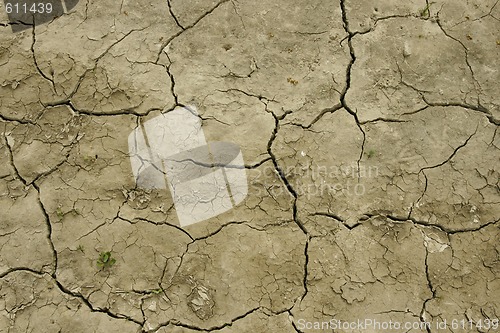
xmin=151 ymin=289 xmax=163 ymax=294
xmin=367 ymin=149 xmax=376 ymax=159
xmin=56 ymin=207 xmax=64 ymax=218
xmin=420 ymin=2 xmax=434 ymax=18
xmin=97 ymin=251 xmax=116 ymax=269
xmin=83 ymin=155 xmax=96 ymax=164
xmin=77 ymin=244 xmax=85 ymax=252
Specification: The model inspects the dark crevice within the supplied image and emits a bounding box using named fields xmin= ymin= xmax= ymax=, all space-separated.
xmin=215 ymin=88 xmax=278 ymax=104
xmin=386 ymin=214 xmax=500 ymax=234
xmin=95 ymin=28 xmax=147 ymax=63
xmin=43 ymin=98 xmax=166 ymax=117
xmin=134 ymin=152 xmax=272 ymax=173
xmin=263 ymin=103 xmax=310 ymax=310
xmin=123 ymin=216 xmax=194 ymax=242
xmin=191 ymin=220 xmax=249 ymax=242
xmin=29 ymin=154 xmax=69 ymax=185
xmin=74 ymin=222 xmax=107 ymax=242
xmin=413 ymin=171 xmax=428 ymax=215
xmin=420 ymin=249 xmax=435 ymax=333
xmin=301 ymin=237 xmax=310 ymax=302
xmin=359 ymin=117 xmax=408 ymax=125
xmin=32 ymin=181 xmax=59 ymax=275
xmin=2 ymin=20 xmax=33 ymax=27
xmin=401 ymin=105 xmax=430 ymax=116
xmin=31 ymin=24 xmax=57 ymax=93
xmin=301 ymin=103 xmax=343 ymax=129
xmin=266 ymin=108 xmax=308 ymax=235
xmin=419 ymin=129 xmax=477 ymax=173
xmin=421 ymin=98 xmax=499 ymax=125
xmin=167 ymin=0 xmax=185 ymax=29
xmin=157 ymin=306 xmax=260 ymax=332
xmin=348 ymin=14 xmax=424 ymax=36
xmin=244 ymin=157 xmax=273 ymax=169
xmin=289 ymin=310 xmax=306 ymax=333
xmin=339 ymin=0 xmax=366 ymax=179
xmin=0 ymin=114 xmax=35 ymax=125
xmin=311 ymin=212 xmax=361 ymax=230
xmin=0 ymin=267 xmax=45 ymax=279
xmin=162 ymin=52 xmax=179 ymax=105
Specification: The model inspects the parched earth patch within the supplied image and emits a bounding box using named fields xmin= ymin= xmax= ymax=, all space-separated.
xmin=0 ymin=0 xmax=498 ymax=332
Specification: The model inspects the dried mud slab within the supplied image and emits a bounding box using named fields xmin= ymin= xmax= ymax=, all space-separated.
xmin=0 ymin=31 xmax=54 ymax=122
xmin=163 ymin=0 xmax=351 ymax=125
xmin=432 ymin=0 xmax=500 ymax=116
xmin=347 ymin=18 xmax=477 ymax=122
xmin=292 ymin=216 xmax=432 ymax=332
xmin=33 ymin=0 xmax=180 ymax=106
xmin=145 ymin=224 xmax=306 ymax=330
xmin=0 ymin=124 xmax=54 ymax=276
xmin=426 ymin=224 xmax=500 ymax=329
xmin=0 ymin=271 xmax=140 ymax=333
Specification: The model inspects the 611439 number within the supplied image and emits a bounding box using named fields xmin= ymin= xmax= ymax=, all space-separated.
xmin=4 ymin=2 xmax=53 ymax=14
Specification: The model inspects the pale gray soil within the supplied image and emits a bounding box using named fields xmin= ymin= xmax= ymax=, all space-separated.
xmin=0 ymin=0 xmax=499 ymax=332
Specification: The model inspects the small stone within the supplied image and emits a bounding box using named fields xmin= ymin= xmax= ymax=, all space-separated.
xmin=403 ymin=42 xmax=411 ymax=57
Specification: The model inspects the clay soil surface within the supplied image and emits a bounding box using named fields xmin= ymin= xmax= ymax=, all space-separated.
xmin=0 ymin=0 xmax=499 ymax=332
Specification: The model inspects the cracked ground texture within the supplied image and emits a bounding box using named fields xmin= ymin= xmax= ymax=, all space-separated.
xmin=0 ymin=0 xmax=498 ymax=332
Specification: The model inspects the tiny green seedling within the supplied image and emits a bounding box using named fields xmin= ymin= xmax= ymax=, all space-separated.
xmin=77 ymin=244 xmax=84 ymax=252
xmin=420 ymin=2 xmax=434 ymax=18
xmin=367 ymin=149 xmax=376 ymax=159
xmin=97 ymin=251 xmax=116 ymax=269
xmin=83 ymin=155 xmax=96 ymax=164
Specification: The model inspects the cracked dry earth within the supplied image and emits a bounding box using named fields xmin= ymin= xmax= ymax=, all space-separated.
xmin=0 ymin=0 xmax=499 ymax=332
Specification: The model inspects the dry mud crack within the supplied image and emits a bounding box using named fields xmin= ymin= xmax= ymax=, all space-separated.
xmin=0 ymin=0 xmax=499 ymax=332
